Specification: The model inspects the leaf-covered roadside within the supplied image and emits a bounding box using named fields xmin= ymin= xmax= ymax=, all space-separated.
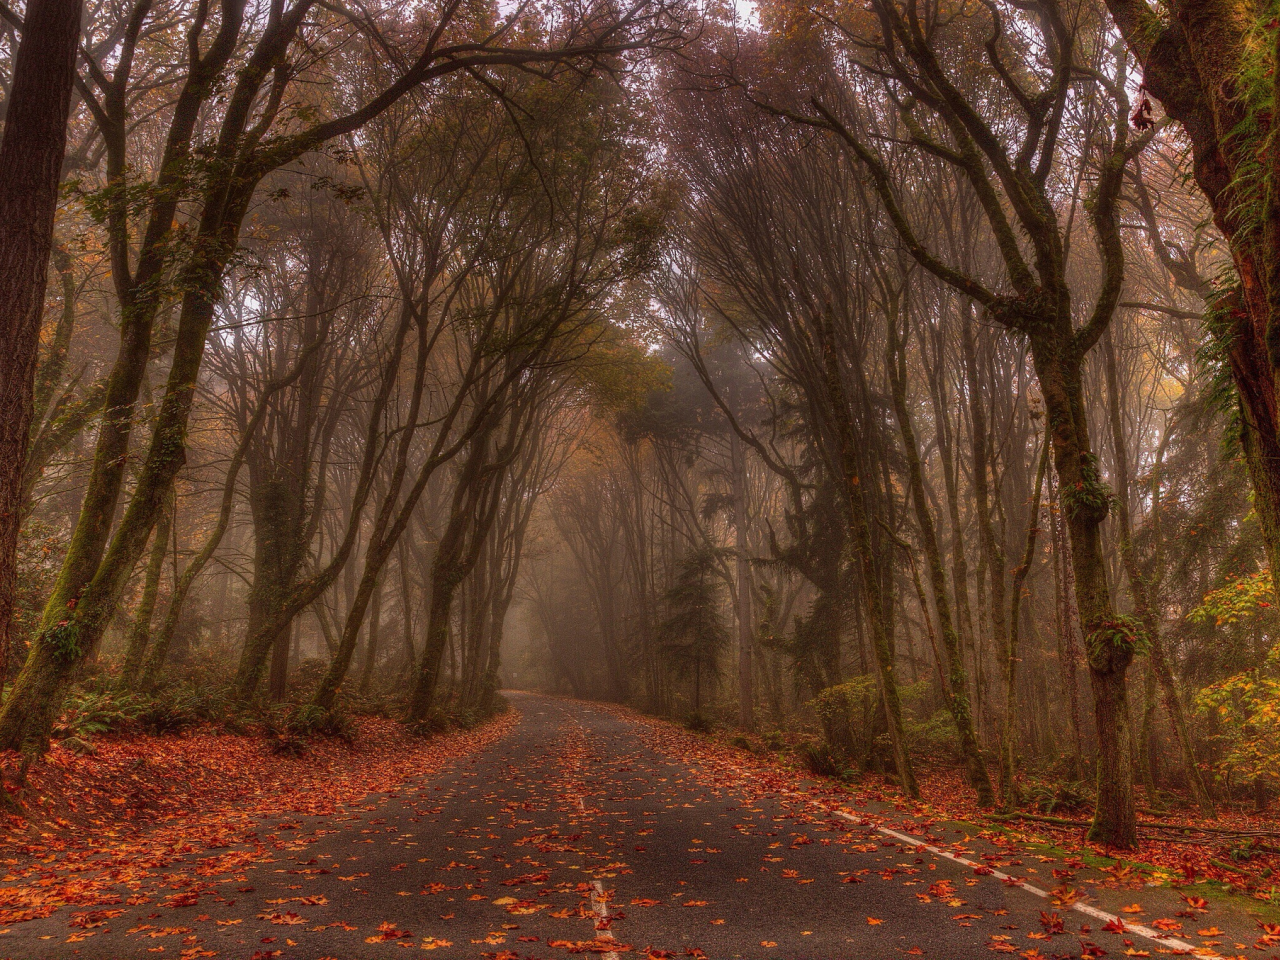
xmin=600 ymin=703 xmax=1280 ymax=938
xmin=0 ymin=711 xmax=515 ymax=928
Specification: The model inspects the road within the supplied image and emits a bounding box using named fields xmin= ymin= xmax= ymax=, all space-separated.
xmin=1 ymin=693 xmax=1232 ymax=958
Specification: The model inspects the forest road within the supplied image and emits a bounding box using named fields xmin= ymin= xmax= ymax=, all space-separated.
xmin=6 ymin=692 xmax=1200 ymax=959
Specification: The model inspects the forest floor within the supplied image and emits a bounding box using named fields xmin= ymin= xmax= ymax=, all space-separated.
xmin=0 ymin=692 xmax=1273 ymax=959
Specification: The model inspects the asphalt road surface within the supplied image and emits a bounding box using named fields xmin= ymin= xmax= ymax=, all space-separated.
xmin=1 ymin=693 xmax=1231 ymax=959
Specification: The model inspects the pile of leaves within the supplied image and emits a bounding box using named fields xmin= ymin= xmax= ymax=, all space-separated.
xmin=0 ymin=710 xmax=516 ymax=854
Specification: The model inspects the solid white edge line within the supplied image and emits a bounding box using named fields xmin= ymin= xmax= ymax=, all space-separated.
xmin=849 ymin=811 xmax=1215 ymax=958
xmin=612 ymin=705 xmax=1225 ymax=958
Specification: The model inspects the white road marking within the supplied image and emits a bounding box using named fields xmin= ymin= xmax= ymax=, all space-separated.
xmin=568 ymin=703 xmax=1216 ymax=959
xmin=839 ymin=806 xmax=1212 ymax=958
xmin=573 ymin=772 xmax=620 ymax=960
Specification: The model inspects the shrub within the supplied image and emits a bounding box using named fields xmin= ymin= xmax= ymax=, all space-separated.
xmin=52 ymin=688 xmax=143 ymax=742
xmin=801 ymin=741 xmax=844 ymax=778
xmin=684 ymin=711 xmax=714 ymax=733
xmin=811 ymin=678 xmax=877 ymax=764
xmin=1194 ymin=640 xmax=1280 ymax=797
xmin=288 ymin=702 xmax=354 ymax=740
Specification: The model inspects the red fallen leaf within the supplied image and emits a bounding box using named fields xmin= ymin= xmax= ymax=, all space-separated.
xmin=250 ymin=952 xmax=281 ymax=959
xmin=365 ymin=921 xmax=412 ymax=942
xmin=1039 ymin=913 xmax=1064 ymax=934
xmin=1081 ymin=944 xmax=1105 ymax=958
xmin=163 ymin=892 xmax=200 ymax=908
xmin=549 ymin=939 xmax=627 ymax=953
xmin=973 ymin=865 xmax=995 ymax=876
xmin=684 ymin=950 xmax=708 ymax=958
xmin=646 ymin=951 xmax=676 ymax=959
xmin=1180 ymin=895 xmax=1208 ymax=911
xmin=259 ymin=911 xmax=306 ymax=926
xmin=517 ymin=936 xmax=540 ymax=942
xmin=70 ymin=909 xmax=125 ymax=929
xmin=1103 ymin=919 xmax=1125 ymax=934
xmin=841 ymin=875 xmax=864 ymax=883
xmin=0 ymin=906 xmax=58 ymax=924
xmin=631 ymin=898 xmax=662 ymax=906
xmin=1150 ymin=918 xmax=1181 ymax=931
xmin=501 ymin=872 xmax=550 ymax=886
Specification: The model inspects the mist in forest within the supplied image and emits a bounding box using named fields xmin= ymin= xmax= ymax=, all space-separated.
xmin=2 ymin=0 xmax=1277 ymax=863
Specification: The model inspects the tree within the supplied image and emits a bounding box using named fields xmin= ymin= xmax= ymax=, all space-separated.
xmin=1103 ymin=0 xmax=1280 ymax=599
xmin=0 ymin=0 xmax=83 ymax=679
xmin=660 ymin=547 xmax=730 ymax=715
xmin=0 ymin=0 xmax=684 ymax=755
xmin=760 ymin=0 xmax=1155 ymax=845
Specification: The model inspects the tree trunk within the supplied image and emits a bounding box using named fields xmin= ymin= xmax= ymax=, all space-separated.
xmin=0 ymin=0 xmax=83 ymax=676
xmin=823 ymin=341 xmax=918 ymax=798
xmin=408 ymin=552 xmax=466 ymax=724
xmin=887 ymin=314 xmax=993 ymax=805
xmin=0 ymin=199 xmax=248 ymax=751
xmin=961 ymin=321 xmax=1009 ymax=765
xmin=1048 ymin=469 xmax=1086 ymax=777
xmin=358 ymin=574 xmax=384 ymax=695
xmin=1102 ymin=330 xmax=1215 ymax=818
xmin=1002 ymin=434 xmax=1049 ymax=809
xmin=1031 ymin=334 xmax=1137 ymax=849
xmin=730 ymin=431 xmax=754 ymax=731
xmin=120 ymin=494 xmax=174 ymax=686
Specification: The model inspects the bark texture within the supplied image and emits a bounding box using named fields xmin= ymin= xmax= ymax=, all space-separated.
xmin=0 ymin=0 xmax=83 ymax=676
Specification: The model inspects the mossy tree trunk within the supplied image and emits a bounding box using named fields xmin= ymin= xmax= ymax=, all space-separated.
xmin=0 ymin=0 xmax=83 ymax=677
xmin=119 ymin=492 xmax=174 ymax=687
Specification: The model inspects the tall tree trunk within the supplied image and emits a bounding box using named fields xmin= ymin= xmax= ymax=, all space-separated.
xmin=1031 ymin=333 xmax=1137 ymax=849
xmin=887 ymin=314 xmax=993 ymax=805
xmin=961 ymin=321 xmax=1009 ymax=760
xmin=1048 ymin=469 xmax=1086 ymax=777
xmin=822 ymin=340 xmax=918 ymax=798
xmin=120 ymin=493 xmax=174 ymax=686
xmin=730 ymin=431 xmax=754 ymax=731
xmin=0 ymin=0 xmax=83 ymax=676
xmin=409 ymin=551 xmax=466 ymax=724
xmin=1002 ymin=434 xmax=1049 ymax=809
xmin=0 ymin=224 xmax=244 ymax=752
xmin=358 ymin=572 xmax=384 ymax=695
xmin=1103 ymin=330 xmax=1215 ymax=818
